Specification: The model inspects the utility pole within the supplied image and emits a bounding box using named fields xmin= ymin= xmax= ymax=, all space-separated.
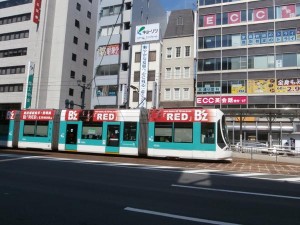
xmin=77 ymin=80 xmax=91 ymax=109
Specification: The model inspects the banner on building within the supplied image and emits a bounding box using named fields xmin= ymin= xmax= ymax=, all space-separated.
xmin=281 ymin=4 xmax=296 ymax=18
xmin=33 ymin=0 xmax=42 ymax=24
xmin=97 ymin=44 xmax=120 ymax=56
xmin=139 ymin=44 xmax=150 ymax=108
xmin=228 ymin=11 xmax=241 ymax=24
xmin=135 ymin=23 xmax=160 ymax=43
xmin=196 ymin=96 xmax=247 ymax=105
xmin=25 ymin=62 xmax=35 ymax=109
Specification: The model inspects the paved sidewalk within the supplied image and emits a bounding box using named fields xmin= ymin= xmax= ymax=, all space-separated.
xmin=1 ymin=149 xmax=300 ymax=176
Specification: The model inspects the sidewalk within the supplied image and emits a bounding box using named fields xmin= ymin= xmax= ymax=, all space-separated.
xmin=1 ymin=149 xmax=300 ymax=176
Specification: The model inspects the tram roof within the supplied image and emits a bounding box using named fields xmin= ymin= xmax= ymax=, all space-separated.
xmin=222 ymin=108 xmax=300 ymax=118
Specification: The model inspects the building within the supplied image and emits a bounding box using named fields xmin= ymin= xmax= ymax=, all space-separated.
xmin=92 ymin=0 xmax=166 ymax=109
xmin=160 ymin=9 xmax=195 ymax=108
xmin=196 ymin=0 xmax=300 ymax=145
xmin=0 ymin=0 xmax=97 ymax=110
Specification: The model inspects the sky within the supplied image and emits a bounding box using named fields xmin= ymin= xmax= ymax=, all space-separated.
xmin=160 ymin=0 xmax=196 ymax=11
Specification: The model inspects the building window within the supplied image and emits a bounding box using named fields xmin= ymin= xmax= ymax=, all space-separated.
xmin=177 ymin=16 xmax=183 ymax=25
xmin=123 ymin=42 xmax=129 ymax=50
xmin=0 ymin=13 xmax=31 ymax=26
xmin=124 ymin=22 xmax=130 ymax=30
xmin=134 ymin=71 xmax=140 ymax=82
xmin=166 ymin=47 xmax=172 ymax=59
xmin=185 ymin=46 xmax=191 ymax=57
xmin=87 ymin=11 xmax=91 ymax=19
xmin=75 ymin=19 xmax=80 ymax=28
xmin=69 ymin=88 xmax=74 ymax=96
xmin=174 ymin=67 xmax=181 ymax=79
xmin=84 ymin=43 xmax=89 ymax=50
xmin=82 ymin=75 xmax=86 ymax=82
xmin=73 ymin=36 xmax=78 ymax=44
xmin=135 ymin=52 xmax=141 ymax=62
xmin=148 ymin=70 xmax=155 ymax=81
xmin=72 ymin=53 xmax=77 ymax=61
xmin=0 ymin=48 xmax=27 ymax=58
xmin=164 ymin=88 xmax=171 ymax=100
xmin=175 ymin=47 xmax=181 ymax=58
xmin=96 ymin=64 xmax=119 ymax=76
xmin=0 ymin=84 xmax=23 ymax=92
xmin=86 ymin=27 xmax=90 ymax=34
xmin=183 ymin=88 xmax=190 ymax=100
xmin=165 ymin=68 xmax=172 ymax=79
xmin=100 ymin=5 xmax=122 ymax=17
xmin=183 ymin=67 xmax=190 ymax=78
xmin=0 ymin=66 xmax=25 ymax=75
xmin=0 ymin=30 xmax=29 ymax=42
xmin=76 ymin=3 xmax=81 ymax=11
xmin=96 ymin=85 xmax=118 ymax=96
xmin=70 ymin=70 xmax=75 ymax=79
xmin=83 ymin=59 xmax=87 ymax=66
xmin=173 ymin=88 xmax=180 ymax=100
xmin=149 ymin=51 xmax=156 ymax=61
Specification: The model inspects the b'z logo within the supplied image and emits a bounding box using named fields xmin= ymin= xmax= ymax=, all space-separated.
xmin=67 ymin=111 xmax=78 ymax=121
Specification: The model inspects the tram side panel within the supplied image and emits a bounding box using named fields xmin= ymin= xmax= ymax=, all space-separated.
xmin=58 ymin=109 xmax=142 ymax=156
xmin=18 ymin=109 xmax=56 ymax=150
xmin=147 ymin=108 xmax=231 ymax=160
xmin=0 ymin=110 xmax=18 ymax=148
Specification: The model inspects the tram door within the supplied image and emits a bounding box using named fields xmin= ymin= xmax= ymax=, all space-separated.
xmin=65 ymin=124 xmax=78 ymax=150
xmin=105 ymin=123 xmax=120 ymax=153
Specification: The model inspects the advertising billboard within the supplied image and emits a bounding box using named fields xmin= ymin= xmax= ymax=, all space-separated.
xmin=135 ymin=23 xmax=160 ymax=43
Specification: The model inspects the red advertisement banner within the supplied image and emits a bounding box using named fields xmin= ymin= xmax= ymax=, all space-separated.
xmin=21 ymin=110 xmax=55 ymax=121
xmin=93 ymin=110 xmax=118 ymax=122
xmin=33 ymin=0 xmax=42 ymax=24
xmin=197 ymin=96 xmax=247 ymax=105
xmin=149 ymin=109 xmax=216 ymax=123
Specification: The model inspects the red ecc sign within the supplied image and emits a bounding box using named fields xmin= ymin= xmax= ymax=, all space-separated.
xmin=281 ymin=4 xmax=296 ymax=18
xmin=197 ymin=96 xmax=247 ymax=105
xmin=254 ymin=8 xmax=268 ymax=21
xmin=228 ymin=11 xmax=241 ymax=24
xmin=204 ymin=14 xmax=216 ymax=27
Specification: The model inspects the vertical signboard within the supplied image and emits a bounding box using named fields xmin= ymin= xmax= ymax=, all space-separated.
xmin=139 ymin=44 xmax=149 ymax=108
xmin=33 ymin=0 xmax=42 ymax=24
xmin=25 ymin=62 xmax=35 ymax=109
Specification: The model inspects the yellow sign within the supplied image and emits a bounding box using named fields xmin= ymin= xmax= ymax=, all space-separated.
xmin=232 ymin=84 xmax=246 ymax=94
xmin=248 ymin=79 xmax=276 ymax=94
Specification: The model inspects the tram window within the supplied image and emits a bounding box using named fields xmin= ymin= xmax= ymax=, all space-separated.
xmin=201 ymin=123 xmax=215 ymax=144
xmin=0 ymin=121 xmax=9 ymax=136
xmin=154 ymin=122 xmax=172 ymax=142
xmin=174 ymin=123 xmax=193 ymax=143
xmin=23 ymin=121 xmax=35 ymax=136
xmin=36 ymin=121 xmax=49 ymax=137
xmin=81 ymin=122 xmax=102 ymax=139
xmin=123 ymin=122 xmax=137 ymax=141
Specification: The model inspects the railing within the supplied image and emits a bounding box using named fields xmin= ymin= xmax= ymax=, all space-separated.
xmin=231 ymin=145 xmax=300 ymax=162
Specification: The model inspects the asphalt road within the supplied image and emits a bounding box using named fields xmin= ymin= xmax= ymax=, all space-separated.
xmin=0 ymin=154 xmax=299 ymax=225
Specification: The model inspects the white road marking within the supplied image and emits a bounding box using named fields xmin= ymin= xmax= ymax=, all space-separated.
xmin=124 ymin=207 xmax=242 ymax=225
xmin=172 ymin=184 xmax=300 ymax=200
xmin=0 ymin=156 xmax=39 ymax=163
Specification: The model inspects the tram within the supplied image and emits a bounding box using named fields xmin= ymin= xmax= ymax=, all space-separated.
xmin=0 ymin=108 xmax=232 ymax=160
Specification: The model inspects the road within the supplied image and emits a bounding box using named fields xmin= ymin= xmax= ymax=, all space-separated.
xmin=0 ymin=153 xmax=299 ymax=225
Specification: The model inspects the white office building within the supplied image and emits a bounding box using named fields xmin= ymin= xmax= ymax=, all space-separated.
xmin=0 ymin=0 xmax=97 ymax=110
